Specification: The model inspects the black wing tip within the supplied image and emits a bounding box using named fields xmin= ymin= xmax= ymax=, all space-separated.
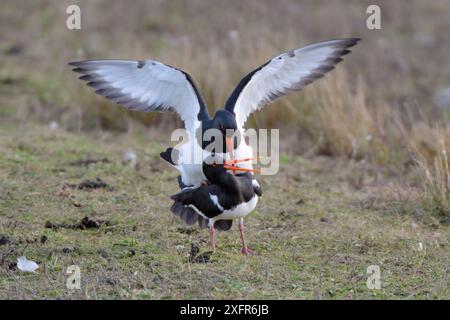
xmin=71 ymin=67 xmax=86 ymax=74
xmin=347 ymin=37 xmax=361 ymax=43
xmin=78 ymin=74 xmax=92 ymax=81
xmin=347 ymin=38 xmax=361 ymax=47
xmin=68 ymin=60 xmax=91 ymax=68
xmin=323 ymin=39 xmax=360 ymax=61
xmin=339 ymin=38 xmax=361 ymax=48
xmin=69 ymin=61 xmax=96 ymax=73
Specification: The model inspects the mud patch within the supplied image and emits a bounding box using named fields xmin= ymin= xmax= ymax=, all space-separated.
xmin=40 ymin=235 xmax=48 ymax=244
xmin=45 ymin=216 xmax=109 ymax=230
xmin=0 ymin=248 xmax=17 ymax=270
xmin=188 ymin=243 xmax=212 ymax=263
xmin=65 ymin=178 xmax=113 ymax=191
xmin=190 ymin=252 xmax=212 ymax=263
xmin=189 ymin=243 xmax=200 ymax=260
xmin=0 ymin=235 xmax=12 ymax=246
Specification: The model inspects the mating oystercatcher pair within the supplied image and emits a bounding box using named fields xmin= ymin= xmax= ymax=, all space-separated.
xmin=70 ymin=38 xmax=359 ymax=254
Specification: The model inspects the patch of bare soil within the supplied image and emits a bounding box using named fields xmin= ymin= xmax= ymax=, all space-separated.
xmin=64 ymin=178 xmax=114 ymax=191
xmin=44 ymin=216 xmax=110 ymax=230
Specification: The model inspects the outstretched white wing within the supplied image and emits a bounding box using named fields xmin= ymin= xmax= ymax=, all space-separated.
xmin=225 ymin=38 xmax=360 ymax=128
xmin=70 ymin=60 xmax=209 ymax=134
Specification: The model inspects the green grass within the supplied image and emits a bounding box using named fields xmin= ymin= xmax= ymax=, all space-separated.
xmin=0 ymin=125 xmax=448 ymax=299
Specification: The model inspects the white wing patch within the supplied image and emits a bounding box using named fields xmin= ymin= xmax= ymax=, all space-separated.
xmin=227 ymin=38 xmax=360 ymax=128
xmin=70 ymin=60 xmax=206 ymax=135
xmin=214 ymin=196 xmax=258 ymax=221
xmin=209 ymin=194 xmax=224 ymax=211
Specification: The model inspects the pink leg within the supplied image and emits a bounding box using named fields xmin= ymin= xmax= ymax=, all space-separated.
xmin=209 ymin=223 xmax=216 ymax=253
xmin=238 ymin=218 xmax=254 ymax=255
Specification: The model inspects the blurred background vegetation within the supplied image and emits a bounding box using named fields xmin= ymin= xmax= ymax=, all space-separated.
xmin=1 ymin=0 xmax=449 ymax=220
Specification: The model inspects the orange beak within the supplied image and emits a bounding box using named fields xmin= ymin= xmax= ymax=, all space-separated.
xmin=224 ymin=137 xmax=259 ymax=173
xmin=228 ymin=157 xmax=253 ymax=164
xmin=223 ymin=164 xmax=260 ymax=173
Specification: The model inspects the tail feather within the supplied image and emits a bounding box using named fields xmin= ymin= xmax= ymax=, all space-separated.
xmin=170 ymin=188 xmax=194 ymax=204
xmin=170 ymin=201 xmax=198 ymax=226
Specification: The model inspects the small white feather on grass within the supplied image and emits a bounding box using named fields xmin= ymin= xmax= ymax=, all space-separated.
xmin=17 ymin=256 xmax=39 ymax=273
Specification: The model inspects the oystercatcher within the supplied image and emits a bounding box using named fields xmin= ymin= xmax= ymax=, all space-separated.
xmin=70 ymin=38 xmax=359 ymax=187
xmin=170 ymin=155 xmax=261 ymax=254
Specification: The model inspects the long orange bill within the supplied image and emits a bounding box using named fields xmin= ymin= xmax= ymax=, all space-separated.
xmin=226 ymin=156 xmax=269 ymax=165
xmin=223 ymin=164 xmax=260 ymax=173
xmin=228 ymin=157 xmax=253 ymax=164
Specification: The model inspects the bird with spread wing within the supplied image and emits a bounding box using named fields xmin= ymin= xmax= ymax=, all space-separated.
xmin=70 ymin=38 xmax=360 ymax=253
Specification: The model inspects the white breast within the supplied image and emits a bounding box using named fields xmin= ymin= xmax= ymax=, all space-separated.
xmin=234 ymin=135 xmax=255 ymax=171
xmin=213 ymin=196 xmax=258 ymax=221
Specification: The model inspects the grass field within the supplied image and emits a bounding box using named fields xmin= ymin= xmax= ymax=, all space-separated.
xmin=0 ymin=0 xmax=449 ymax=299
xmin=0 ymin=124 xmax=448 ymax=299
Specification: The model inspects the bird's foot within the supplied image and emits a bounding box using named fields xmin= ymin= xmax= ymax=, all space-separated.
xmin=241 ymin=246 xmax=255 ymax=255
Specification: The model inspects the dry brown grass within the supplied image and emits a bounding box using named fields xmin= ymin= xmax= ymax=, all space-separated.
xmin=411 ymin=129 xmax=450 ymax=221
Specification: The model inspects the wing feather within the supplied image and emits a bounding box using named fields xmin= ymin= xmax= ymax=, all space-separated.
xmin=69 ymin=59 xmax=209 ymax=133
xmin=225 ymin=38 xmax=360 ymax=128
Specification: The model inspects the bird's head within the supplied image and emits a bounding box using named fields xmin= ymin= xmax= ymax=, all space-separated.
xmin=202 ymin=154 xmax=231 ymax=184
xmin=213 ymin=109 xmax=238 ymax=132
xmin=212 ymin=109 xmax=238 ymax=157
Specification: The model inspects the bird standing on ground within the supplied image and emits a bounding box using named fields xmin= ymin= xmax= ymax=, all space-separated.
xmin=70 ymin=38 xmax=360 ymax=188
xmin=70 ymin=38 xmax=360 ymax=254
xmin=170 ymin=155 xmax=261 ymax=254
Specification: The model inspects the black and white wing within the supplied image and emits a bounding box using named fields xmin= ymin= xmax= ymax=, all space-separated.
xmin=225 ymin=38 xmax=360 ymax=128
xmin=69 ymin=60 xmax=209 ymax=133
